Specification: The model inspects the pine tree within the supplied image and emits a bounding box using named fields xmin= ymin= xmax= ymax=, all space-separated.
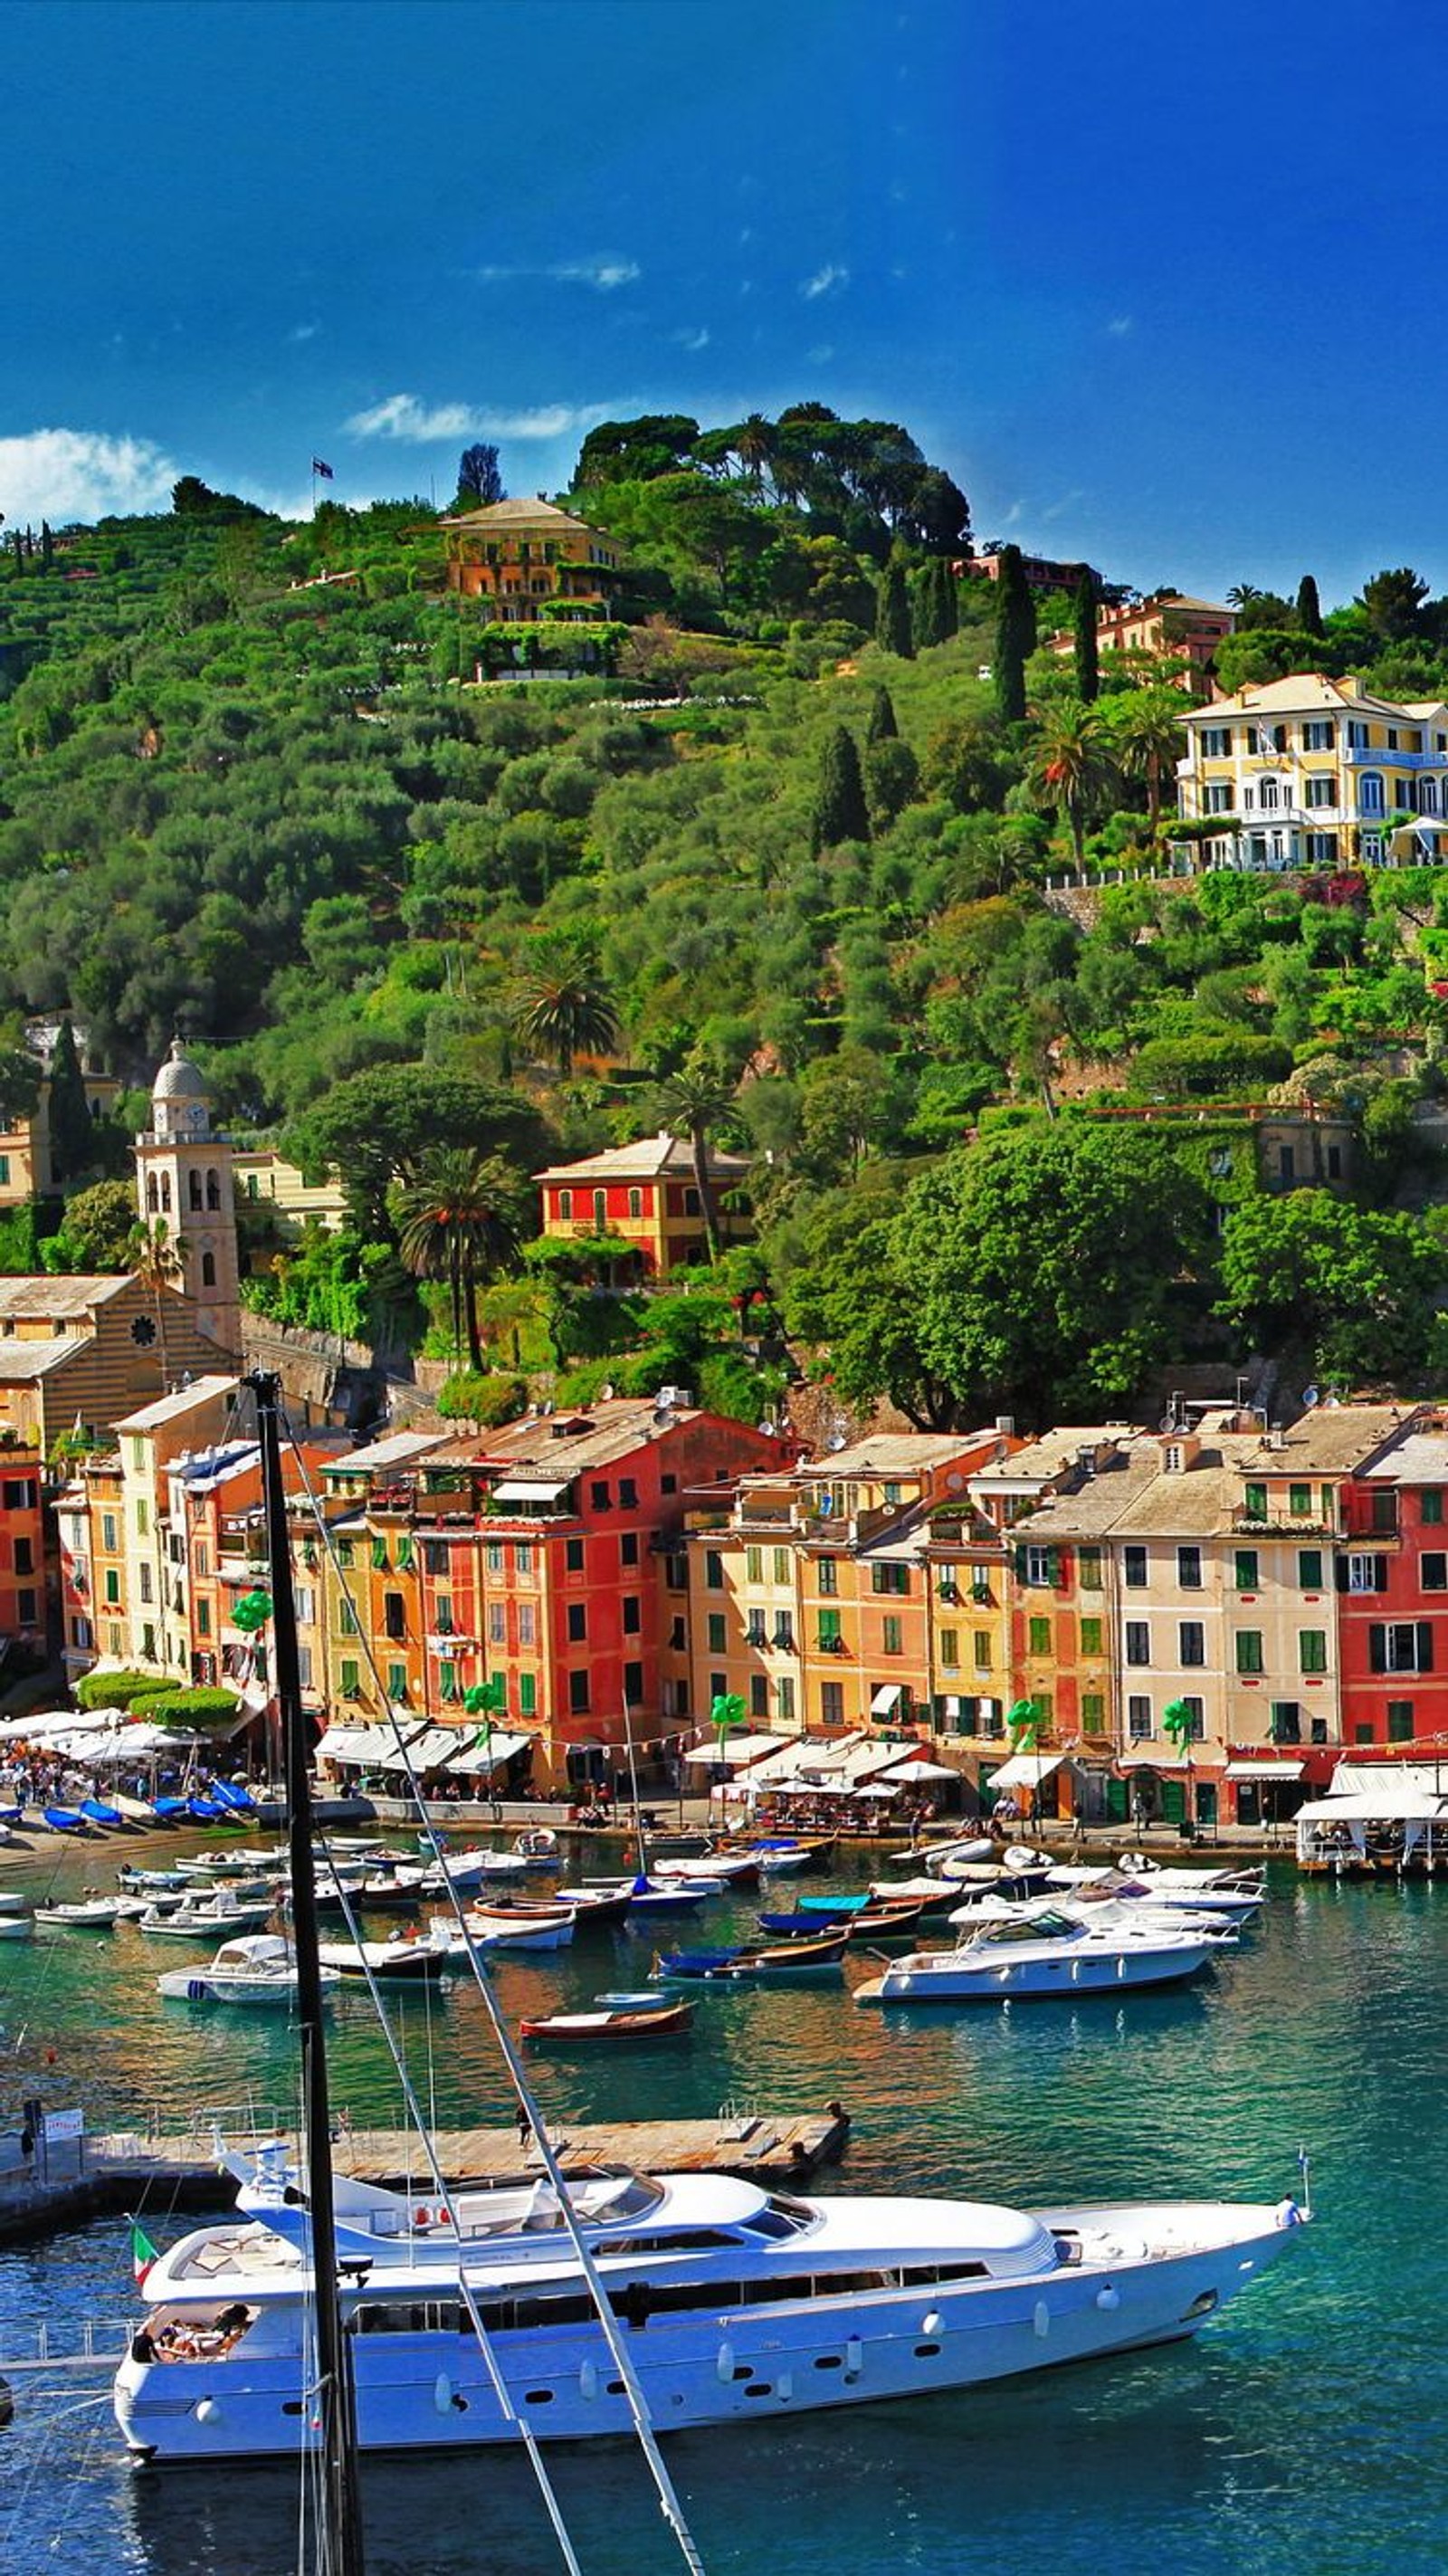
xmin=1296 ymin=574 xmax=1323 ymax=637
xmin=47 ymin=1019 xmax=94 ymax=1185
xmin=1072 ymin=568 xmax=1100 ymax=702
xmin=865 ymin=684 xmax=899 ymax=744
xmin=994 ymin=545 xmax=1036 ymax=725
xmin=813 ymin=727 xmax=872 ymax=853
xmin=875 ymin=562 xmax=915 ymax=659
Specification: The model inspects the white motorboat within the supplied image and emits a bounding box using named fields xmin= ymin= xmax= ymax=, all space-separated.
xmin=0 ymin=1889 xmax=29 ymax=1914
xmin=316 ymin=1928 xmax=454 ymax=1982
xmin=1050 ymin=1863 xmax=1264 ymax=1920
xmin=34 ymin=1896 xmax=126 ymax=1928
xmin=138 ymin=1894 xmax=275 ymax=1939
xmin=947 ymin=1893 xmax=1240 ymax=1947
xmin=112 ymin=2135 xmax=1308 ymax=2464
xmin=440 ymin=1907 xmax=575 ymax=1954
xmin=651 ymin=1851 xmax=758 ymax=1888
xmin=157 ymin=1933 xmax=342 ymax=2007
xmin=854 ymin=1908 xmax=1220 ymax=2004
xmin=416 ymin=1846 xmax=529 ymax=1892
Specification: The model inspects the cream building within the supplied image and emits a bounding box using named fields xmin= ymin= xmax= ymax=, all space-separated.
xmin=1176 ymin=673 xmax=1448 ymax=870
xmin=113 ymin=1377 xmax=241 ymax=1674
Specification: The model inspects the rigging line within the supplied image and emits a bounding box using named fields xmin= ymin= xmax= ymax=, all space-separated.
xmin=281 ymin=1423 xmax=706 ymax=2576
xmin=310 ymin=1847 xmax=585 ymax=2576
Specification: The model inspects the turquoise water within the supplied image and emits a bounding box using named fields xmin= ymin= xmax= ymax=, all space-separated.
xmin=0 ymin=1836 xmax=1443 ymax=2574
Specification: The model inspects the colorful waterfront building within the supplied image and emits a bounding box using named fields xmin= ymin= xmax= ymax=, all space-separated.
xmin=1337 ymin=1417 xmax=1448 ymax=1749
xmin=0 ymin=1445 xmax=47 ymax=1662
xmin=535 ymin=1132 xmax=752 ymax=1277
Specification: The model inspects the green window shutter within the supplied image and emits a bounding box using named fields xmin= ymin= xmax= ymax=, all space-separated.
xmin=1046 ymin=1548 xmax=1061 ymax=1588
xmin=396 ymin=1532 xmax=414 ymax=1570
xmin=371 ymin=1536 xmax=388 ymax=1571
xmin=519 ymin=1673 xmax=536 ymax=1716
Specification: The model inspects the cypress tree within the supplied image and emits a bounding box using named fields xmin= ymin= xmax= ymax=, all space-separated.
xmin=865 ymin=684 xmax=899 ymax=743
xmin=910 ymin=563 xmax=943 ymax=653
xmin=1296 ymin=574 xmax=1323 ymax=637
xmin=813 ymin=726 xmax=872 ymax=853
xmin=876 ymin=562 xmax=915 ymax=659
xmin=47 ymin=1019 xmax=94 ymax=1185
xmin=937 ymin=555 xmax=958 ymax=640
xmin=994 ymin=545 xmax=1036 ymax=725
xmin=40 ymin=520 xmax=53 ymax=572
xmin=1072 ymin=567 xmax=1100 ymax=702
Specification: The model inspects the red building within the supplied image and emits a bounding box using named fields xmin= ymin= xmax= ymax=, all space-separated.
xmin=536 ymin=1133 xmax=752 ymax=1277
xmin=0 ymin=1444 xmax=46 ymax=1657
xmin=1338 ymin=1419 xmax=1448 ymax=1748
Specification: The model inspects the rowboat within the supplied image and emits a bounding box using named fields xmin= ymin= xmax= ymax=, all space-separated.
xmin=34 ymin=1897 xmax=126 ymax=1928
xmin=519 ymin=1996 xmax=694 ymax=2043
xmin=653 ymin=1930 xmax=847 ymax=1982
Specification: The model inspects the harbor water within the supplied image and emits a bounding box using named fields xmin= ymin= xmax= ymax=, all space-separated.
xmin=1 ymin=1834 xmax=1444 ymax=2574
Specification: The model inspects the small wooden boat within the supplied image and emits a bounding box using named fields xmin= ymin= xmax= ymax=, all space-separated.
xmin=0 ymin=1913 xmax=33 ymax=1939
xmin=653 ymin=1930 xmax=847 ymax=1982
xmin=0 ymin=1889 xmax=29 ymax=1913
xmin=448 ymin=1908 xmax=575 ymax=1953
xmin=758 ymin=1896 xmax=930 ymax=1943
xmin=652 ymin=1850 xmax=759 ymax=1889
xmin=34 ymin=1897 xmax=124 ymax=1928
xmin=317 ymin=1928 xmax=454 ymax=1982
xmin=519 ymin=1996 xmax=694 ymax=2043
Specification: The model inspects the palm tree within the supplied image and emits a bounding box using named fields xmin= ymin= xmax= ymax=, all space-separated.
xmin=395 ymin=1151 xmax=523 ymax=1370
xmin=656 ymin=1052 xmax=738 ymax=1264
xmin=731 ymin=413 xmax=776 ymax=495
xmin=129 ymin=1216 xmax=189 ymax=1387
xmin=512 ymin=949 xmax=622 ymax=1078
xmin=1030 ymin=700 xmax=1116 ymax=879
xmin=1114 ymin=688 xmax=1186 ymax=835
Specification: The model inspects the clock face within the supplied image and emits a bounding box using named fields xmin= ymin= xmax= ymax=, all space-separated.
xmin=130 ymin=1314 xmax=157 ymax=1346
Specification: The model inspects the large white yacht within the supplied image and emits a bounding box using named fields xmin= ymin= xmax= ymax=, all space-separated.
xmin=113 ymin=2139 xmax=1306 ymax=2463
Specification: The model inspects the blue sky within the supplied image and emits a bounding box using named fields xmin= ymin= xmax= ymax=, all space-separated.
xmin=3 ymin=0 xmax=1443 ymax=606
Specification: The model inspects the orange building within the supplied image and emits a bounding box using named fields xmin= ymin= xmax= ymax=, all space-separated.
xmin=1049 ymin=592 xmax=1236 ymax=686
xmin=436 ymin=497 xmax=622 ymax=623
xmin=0 ymin=1445 xmax=46 ymax=1659
xmin=537 ymin=1132 xmax=752 ymax=1277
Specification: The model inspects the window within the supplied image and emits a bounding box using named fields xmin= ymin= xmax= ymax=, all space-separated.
xmin=882 ymin=1617 xmax=902 ymax=1655
xmin=590 ymin=1481 xmax=611 ymax=1512
xmin=339 ymin=1658 xmax=360 ymax=1699
xmin=138 ymin=1563 xmax=152 ymax=1605
xmin=768 ymin=1547 xmax=786 ymax=1584
xmin=1304 ymin=720 xmax=1336 ymax=751
xmin=1179 ymin=1696 xmax=1205 ymax=1741
xmin=567 ymin=1538 xmax=586 ymax=1575
xmin=195 ymin=1598 xmax=211 ymax=1638
xmin=938 ymin=1628 xmax=959 ymax=1669
xmin=104 ymin=1568 xmax=120 ymax=1606
xmin=973 ymin=1632 xmax=992 ymax=1673
xmin=817 ymin=1558 xmax=837 ymax=1596
xmin=746 ymin=1608 xmax=767 ymax=1647
xmin=746 ymin=1546 xmax=763 ymax=1583
xmin=1200 ymin=725 xmax=1232 ymax=758
xmin=1128 ymin=1695 xmax=1151 ymax=1741
xmin=778 ymin=1676 xmax=795 ymax=1725
xmin=518 ymin=1602 xmax=536 ymax=1646
xmin=1271 ymin=1701 xmax=1300 ymax=1744
xmin=1078 ymin=1547 xmax=1102 ymax=1591
xmin=485 ymin=1541 xmax=503 ymax=1576
xmin=1423 ymin=1554 xmax=1447 ymax=1591
xmin=1288 ymin=1484 xmax=1310 ymax=1518
xmin=135 ymin=1498 xmax=148 ymax=1539
xmin=384 ymin=1591 xmax=405 ymax=1642
xmin=1024 ymin=1545 xmax=1058 ymax=1588
xmin=1298 ymin=1549 xmax=1323 ymax=1591
xmin=515 ymin=1541 xmax=532 ymax=1577
xmin=1299 ymin=1629 xmax=1328 ymax=1674
xmin=386 ymin=1662 xmax=407 ymax=1703
xmin=568 ymin=1671 xmax=590 ymax=1713
xmin=567 ymin=1602 xmax=586 ymax=1643
xmin=1234 ymin=1549 xmax=1260 ymax=1591
xmin=1369 ymin=1622 xmax=1434 ymax=1674
xmin=338 ymin=1598 xmax=358 ymax=1636
xmin=1345 ymin=1552 xmax=1387 ymax=1593
xmin=1176 ymin=1545 xmax=1202 ymax=1589
xmin=1359 ymin=772 xmax=1385 ymax=816
xmin=13 ymin=1537 xmax=32 ymax=1577
xmin=872 ymin=1564 xmax=909 ymax=1596
xmin=1125 ymin=1620 xmax=1150 ymax=1666
xmin=821 ymin=1681 xmax=844 ymax=1726
xmin=488 ymin=1602 xmax=506 ymax=1646
xmin=1306 ymin=775 xmax=1336 ymax=808
xmin=749 ymin=1673 xmax=769 ymax=1717
xmin=619 ymin=1531 xmax=639 ymax=1569
xmin=1370 ymin=1491 xmax=1397 ymax=1534
xmin=773 ymin=1613 xmax=795 ymax=1650
xmin=519 ymin=1673 xmax=536 ymax=1716
xmin=817 ymin=1607 xmax=841 ymax=1650
xmin=1387 ymin=1701 xmax=1415 ymax=1743
xmin=623 ymin=1595 xmax=642 ymax=1635
xmin=200 ymin=1251 xmax=216 ymax=1288
xmin=558 ymin=1188 xmax=573 ymax=1224
xmin=624 ymin=1659 xmax=643 ymax=1707
xmin=1423 ymin=1490 xmax=1444 ymax=1526
xmin=1123 ymin=1546 xmax=1147 ymax=1589
xmin=662 ymin=1473 xmax=677 ymax=1496
xmin=101 ymin=1512 xmax=117 ymax=1552
xmin=1205 ymin=782 xmax=1233 ymax=814
xmin=1235 ymin=1631 xmax=1263 ymax=1675
xmin=593 ymin=1190 xmax=606 ymax=1228
xmin=1028 ymin=1616 xmax=1051 ymax=1656
xmin=1081 ymin=1691 xmax=1105 ymax=1731
xmin=1179 ymin=1621 xmax=1205 ymax=1667
xmin=1080 ymin=1616 xmax=1103 ymax=1656
xmin=705 ymin=1550 xmax=723 ymax=1590
xmin=1243 ymin=1483 xmax=1267 ymax=1522
xmin=628 ymin=1188 xmax=643 ymax=1219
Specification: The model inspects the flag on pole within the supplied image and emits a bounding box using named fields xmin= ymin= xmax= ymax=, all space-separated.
xmin=311 ymin=457 xmax=334 ymax=480
xmin=131 ymin=2221 xmax=159 ymax=2286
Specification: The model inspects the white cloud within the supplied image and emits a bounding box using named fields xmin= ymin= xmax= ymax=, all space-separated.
xmin=0 ymin=427 xmax=177 ymax=523
xmin=1040 ymin=488 xmax=1085 ymax=525
xmin=345 ymin=393 xmax=613 ymax=444
xmin=475 ymin=256 xmax=640 ymax=291
xmin=286 ymin=322 xmax=319 ymax=344
xmin=807 ymin=344 xmax=834 ymax=366
xmin=1106 ymin=315 xmax=1134 ymax=337
xmin=675 ymin=326 xmax=710 ymax=352
xmin=801 ymin=263 xmax=849 ymax=301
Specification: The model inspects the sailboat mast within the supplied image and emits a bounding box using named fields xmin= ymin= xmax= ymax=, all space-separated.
xmin=247 ymin=1370 xmax=366 ymax=2576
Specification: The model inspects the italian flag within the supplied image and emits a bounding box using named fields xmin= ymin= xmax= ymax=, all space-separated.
xmin=131 ymin=2222 xmax=159 ymax=2287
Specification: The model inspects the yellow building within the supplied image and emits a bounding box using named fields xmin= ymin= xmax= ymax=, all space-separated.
xmin=233 ymin=1149 xmax=348 ymax=1233
xmin=1176 ymin=673 xmax=1448 ymax=870
xmin=0 ymin=1021 xmax=120 ymax=1209
xmin=111 ymin=1378 xmax=241 ymax=1675
xmin=436 ymin=497 xmax=622 ymax=624
xmin=0 ymin=1274 xmax=232 ymax=1449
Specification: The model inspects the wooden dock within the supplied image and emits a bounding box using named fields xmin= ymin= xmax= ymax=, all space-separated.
xmin=0 ymin=2104 xmax=850 ymax=2244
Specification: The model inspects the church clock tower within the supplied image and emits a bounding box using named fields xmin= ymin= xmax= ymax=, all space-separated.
xmin=134 ymin=1039 xmax=241 ymax=1360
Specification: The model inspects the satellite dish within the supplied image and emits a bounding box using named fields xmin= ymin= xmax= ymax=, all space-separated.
xmin=818 ymin=1495 xmax=834 ymax=1517
xmin=1302 ymin=1386 xmax=1319 ymax=1409
xmin=945 ymin=1471 xmax=964 ymax=1493
xmin=826 ymin=1432 xmax=846 ymax=1453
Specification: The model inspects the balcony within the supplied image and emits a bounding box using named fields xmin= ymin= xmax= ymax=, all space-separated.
xmin=1230 ymin=1507 xmax=1336 ymax=1537
xmin=1343 ymin=747 xmax=1447 ymax=770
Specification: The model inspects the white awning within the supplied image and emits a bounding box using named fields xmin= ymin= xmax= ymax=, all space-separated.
xmin=683 ymin=1733 xmax=791 ymax=1768
xmin=891 ymin=1756 xmax=957 ymax=1781
xmin=491 ymin=1476 xmax=573 ymax=1506
xmin=1117 ymin=1753 xmax=1192 ymax=1772
xmin=986 ymin=1751 xmax=1067 ymax=1791
xmin=316 ymin=1725 xmax=375 ymax=1765
xmin=374 ymin=1726 xmax=468 ymax=1775
xmin=850 ymin=1779 xmax=910 ymax=1799
xmin=1224 ymin=1760 xmax=1304 ymax=1782
xmin=1296 ymin=1788 xmax=1448 ymax=1823
xmin=870 ymin=1684 xmax=904 ymax=1715
xmin=443 ymin=1728 xmax=529 ymax=1776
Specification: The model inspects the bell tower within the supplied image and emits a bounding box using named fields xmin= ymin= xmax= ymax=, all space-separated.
xmin=133 ymin=1039 xmax=241 ymax=1359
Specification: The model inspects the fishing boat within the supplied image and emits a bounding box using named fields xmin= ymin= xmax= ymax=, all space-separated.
xmin=854 ymin=1909 xmax=1220 ymax=2006
xmin=442 ymin=1907 xmax=575 ymax=1954
xmin=33 ymin=1896 xmax=126 ymax=1928
xmin=519 ymin=1994 xmax=695 ymax=2043
xmin=653 ymin=1929 xmax=847 ymax=1982
xmin=157 ymin=1933 xmax=342 ymax=2008
xmin=113 ymin=2135 xmax=1309 ymax=2463
xmin=758 ymin=1895 xmax=930 ymax=1943
xmin=316 ymin=1927 xmax=454 ymax=1983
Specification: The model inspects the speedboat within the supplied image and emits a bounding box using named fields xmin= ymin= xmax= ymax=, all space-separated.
xmin=34 ymin=1896 xmax=126 ymax=1928
xmin=854 ymin=1909 xmax=1219 ymax=2005
xmin=441 ymin=1908 xmax=575 ymax=1955
xmin=138 ymin=1894 xmax=275 ymax=1939
xmin=112 ymin=2136 xmax=1309 ymax=2463
xmin=1050 ymin=1860 xmax=1265 ymax=1920
xmin=157 ymin=1934 xmax=342 ymax=2007
xmin=316 ymin=1928 xmax=454 ymax=1983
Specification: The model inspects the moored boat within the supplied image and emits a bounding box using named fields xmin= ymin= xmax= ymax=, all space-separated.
xmin=854 ymin=1908 xmax=1219 ymax=2006
xmin=653 ymin=1929 xmax=847 ymax=1982
xmin=157 ymin=1933 xmax=342 ymax=2007
xmin=519 ymin=1996 xmax=695 ymax=2043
